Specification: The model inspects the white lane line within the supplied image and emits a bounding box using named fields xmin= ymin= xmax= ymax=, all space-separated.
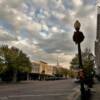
xmin=0 ymin=93 xmax=67 ymax=99
xmin=10 ymin=93 xmax=67 ymax=97
xmin=0 ymin=97 xmax=8 ymax=100
xmin=0 ymin=88 xmax=72 ymax=92
xmin=29 ymin=88 xmax=71 ymax=91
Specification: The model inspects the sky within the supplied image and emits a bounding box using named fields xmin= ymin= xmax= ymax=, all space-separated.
xmin=0 ymin=0 xmax=97 ymax=68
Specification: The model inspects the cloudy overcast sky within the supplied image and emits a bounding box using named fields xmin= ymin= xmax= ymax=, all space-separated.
xmin=0 ymin=0 xmax=97 ymax=68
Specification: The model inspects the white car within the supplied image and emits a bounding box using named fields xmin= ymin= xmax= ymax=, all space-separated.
xmin=73 ymin=78 xmax=80 ymax=83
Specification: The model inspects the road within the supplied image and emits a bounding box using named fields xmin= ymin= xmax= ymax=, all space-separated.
xmin=0 ymin=79 xmax=78 ymax=100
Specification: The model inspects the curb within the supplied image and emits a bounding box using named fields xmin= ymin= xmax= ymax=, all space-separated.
xmin=67 ymin=86 xmax=80 ymax=100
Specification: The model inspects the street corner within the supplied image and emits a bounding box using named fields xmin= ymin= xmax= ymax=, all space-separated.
xmin=67 ymin=86 xmax=80 ymax=100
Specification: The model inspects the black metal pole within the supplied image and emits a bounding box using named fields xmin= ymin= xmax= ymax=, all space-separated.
xmin=78 ymin=43 xmax=82 ymax=68
xmin=73 ymin=20 xmax=85 ymax=100
xmin=78 ymin=43 xmax=85 ymax=100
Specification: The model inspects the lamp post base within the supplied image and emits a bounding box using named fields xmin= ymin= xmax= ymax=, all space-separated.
xmin=80 ymin=81 xmax=85 ymax=100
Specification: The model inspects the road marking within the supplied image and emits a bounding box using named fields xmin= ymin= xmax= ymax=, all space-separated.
xmin=0 ymin=97 xmax=8 ymax=100
xmin=0 ymin=88 xmax=72 ymax=92
xmin=67 ymin=86 xmax=80 ymax=100
xmin=30 ymin=88 xmax=71 ymax=91
xmin=0 ymin=93 xmax=67 ymax=99
xmin=10 ymin=93 xmax=67 ymax=97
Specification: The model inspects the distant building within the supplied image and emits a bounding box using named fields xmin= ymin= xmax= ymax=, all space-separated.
xmin=30 ymin=61 xmax=40 ymax=80
xmin=30 ymin=60 xmax=68 ymax=80
xmin=95 ymin=6 xmax=100 ymax=75
xmin=31 ymin=61 xmax=54 ymax=80
xmin=32 ymin=61 xmax=40 ymax=74
xmin=46 ymin=65 xmax=53 ymax=76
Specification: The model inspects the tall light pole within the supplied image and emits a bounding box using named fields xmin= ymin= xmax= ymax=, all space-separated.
xmin=73 ymin=20 xmax=85 ymax=100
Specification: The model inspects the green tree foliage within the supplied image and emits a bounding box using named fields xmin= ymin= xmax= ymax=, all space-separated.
xmin=0 ymin=45 xmax=32 ymax=82
xmin=70 ymin=54 xmax=79 ymax=69
xmin=70 ymin=48 xmax=95 ymax=75
xmin=60 ymin=68 xmax=68 ymax=77
xmin=68 ymin=69 xmax=76 ymax=78
xmin=55 ymin=67 xmax=68 ymax=78
xmin=0 ymin=56 xmax=6 ymax=74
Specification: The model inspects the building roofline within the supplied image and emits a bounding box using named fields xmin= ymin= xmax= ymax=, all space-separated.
xmin=40 ymin=61 xmax=47 ymax=64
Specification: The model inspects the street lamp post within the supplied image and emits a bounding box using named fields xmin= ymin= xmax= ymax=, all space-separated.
xmin=73 ymin=20 xmax=85 ymax=100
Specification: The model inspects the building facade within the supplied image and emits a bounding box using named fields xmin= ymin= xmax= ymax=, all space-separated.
xmin=95 ymin=7 xmax=100 ymax=75
xmin=31 ymin=61 xmax=68 ymax=80
xmin=32 ymin=62 xmax=40 ymax=74
xmin=31 ymin=61 xmax=54 ymax=80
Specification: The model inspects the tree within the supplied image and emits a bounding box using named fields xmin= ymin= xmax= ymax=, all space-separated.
xmin=59 ymin=68 xmax=68 ymax=78
xmin=70 ymin=48 xmax=95 ymax=75
xmin=0 ymin=55 xmax=6 ymax=74
xmin=70 ymin=54 xmax=79 ymax=69
xmin=0 ymin=45 xmax=32 ymax=82
xmin=55 ymin=67 xmax=68 ymax=78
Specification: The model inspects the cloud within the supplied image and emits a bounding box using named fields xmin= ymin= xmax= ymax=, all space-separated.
xmin=82 ymin=0 xmax=96 ymax=5
xmin=0 ymin=27 xmax=17 ymax=41
xmin=73 ymin=0 xmax=82 ymax=7
xmin=0 ymin=0 xmax=96 ymax=68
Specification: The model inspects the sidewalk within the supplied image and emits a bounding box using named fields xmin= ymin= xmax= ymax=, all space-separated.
xmin=91 ymin=81 xmax=100 ymax=100
xmin=77 ymin=80 xmax=100 ymax=100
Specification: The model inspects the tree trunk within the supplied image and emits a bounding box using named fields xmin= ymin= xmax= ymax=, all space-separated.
xmin=13 ymin=70 xmax=17 ymax=83
xmin=27 ymin=73 xmax=29 ymax=80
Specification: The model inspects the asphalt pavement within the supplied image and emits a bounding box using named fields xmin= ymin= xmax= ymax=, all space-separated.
xmin=0 ymin=79 xmax=78 ymax=100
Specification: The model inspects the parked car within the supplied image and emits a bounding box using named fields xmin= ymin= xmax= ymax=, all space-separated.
xmin=73 ymin=78 xmax=80 ymax=83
